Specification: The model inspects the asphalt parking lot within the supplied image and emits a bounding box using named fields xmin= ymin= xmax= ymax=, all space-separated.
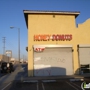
xmin=0 ymin=63 xmax=90 ymax=90
xmin=4 ymin=79 xmax=85 ymax=90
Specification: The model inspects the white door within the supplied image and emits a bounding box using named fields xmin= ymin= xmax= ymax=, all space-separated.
xmin=34 ymin=46 xmax=73 ymax=76
xmin=79 ymin=47 xmax=90 ymax=64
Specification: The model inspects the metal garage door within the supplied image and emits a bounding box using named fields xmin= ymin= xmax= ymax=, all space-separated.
xmin=33 ymin=45 xmax=73 ymax=76
xmin=78 ymin=45 xmax=90 ymax=64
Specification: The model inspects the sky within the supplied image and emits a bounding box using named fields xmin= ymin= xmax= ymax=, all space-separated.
xmin=0 ymin=0 xmax=90 ymax=60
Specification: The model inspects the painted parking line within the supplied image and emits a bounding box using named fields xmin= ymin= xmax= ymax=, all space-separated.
xmin=70 ymin=81 xmax=81 ymax=89
xmin=23 ymin=80 xmax=38 ymax=83
xmin=42 ymin=80 xmax=56 ymax=82
xmin=1 ymin=82 xmax=11 ymax=90
xmin=66 ymin=81 xmax=79 ymax=90
xmin=42 ymin=83 xmax=45 ymax=90
xmin=37 ymin=83 xmax=39 ymax=90
xmin=70 ymin=79 xmax=84 ymax=82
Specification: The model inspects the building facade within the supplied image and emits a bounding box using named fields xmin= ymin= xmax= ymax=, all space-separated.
xmin=24 ymin=10 xmax=90 ymax=77
xmin=0 ymin=54 xmax=10 ymax=63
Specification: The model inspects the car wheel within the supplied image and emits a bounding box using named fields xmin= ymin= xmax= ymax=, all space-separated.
xmin=9 ymin=70 xmax=11 ymax=73
xmin=12 ymin=69 xmax=14 ymax=72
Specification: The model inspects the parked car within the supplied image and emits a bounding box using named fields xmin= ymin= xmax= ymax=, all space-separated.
xmin=9 ymin=62 xmax=14 ymax=72
xmin=0 ymin=62 xmax=14 ymax=73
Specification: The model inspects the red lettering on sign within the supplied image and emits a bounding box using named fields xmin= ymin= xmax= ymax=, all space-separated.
xmin=69 ymin=34 xmax=72 ymax=40
xmin=52 ymin=35 xmax=54 ymax=40
xmin=56 ymin=35 xmax=60 ymax=40
xmin=34 ymin=35 xmax=39 ymax=40
xmin=35 ymin=48 xmax=45 ymax=52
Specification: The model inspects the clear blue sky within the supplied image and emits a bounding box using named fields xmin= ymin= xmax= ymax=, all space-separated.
xmin=0 ymin=0 xmax=90 ymax=60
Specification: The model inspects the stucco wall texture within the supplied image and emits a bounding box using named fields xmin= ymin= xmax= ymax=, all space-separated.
xmin=24 ymin=11 xmax=90 ymax=76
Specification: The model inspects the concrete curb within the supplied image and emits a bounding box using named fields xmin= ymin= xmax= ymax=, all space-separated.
xmin=22 ymin=78 xmax=84 ymax=83
xmin=22 ymin=75 xmax=90 ymax=82
xmin=23 ymin=77 xmax=84 ymax=81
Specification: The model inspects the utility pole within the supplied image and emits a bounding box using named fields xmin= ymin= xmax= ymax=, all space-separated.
xmin=2 ymin=37 xmax=6 ymax=61
xmin=2 ymin=37 xmax=6 ymax=55
xmin=23 ymin=55 xmax=24 ymax=63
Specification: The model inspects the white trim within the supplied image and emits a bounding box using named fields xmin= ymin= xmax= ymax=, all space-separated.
xmin=33 ymin=45 xmax=72 ymax=48
xmin=78 ymin=44 xmax=90 ymax=48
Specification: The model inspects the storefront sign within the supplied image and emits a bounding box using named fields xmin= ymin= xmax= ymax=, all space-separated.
xmin=34 ymin=34 xmax=72 ymax=41
xmin=34 ymin=48 xmax=45 ymax=52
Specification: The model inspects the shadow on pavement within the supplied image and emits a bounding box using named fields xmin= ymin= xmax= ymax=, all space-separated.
xmin=1 ymin=64 xmax=90 ymax=90
xmin=8 ymin=66 xmax=67 ymax=90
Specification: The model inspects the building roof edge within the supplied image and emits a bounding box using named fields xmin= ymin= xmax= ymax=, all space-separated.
xmin=23 ymin=10 xmax=80 ymax=16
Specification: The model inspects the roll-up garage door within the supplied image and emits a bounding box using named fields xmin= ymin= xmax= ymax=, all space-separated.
xmin=33 ymin=45 xmax=73 ymax=76
xmin=78 ymin=45 xmax=90 ymax=65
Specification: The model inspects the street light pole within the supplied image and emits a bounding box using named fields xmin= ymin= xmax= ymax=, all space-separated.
xmin=10 ymin=26 xmax=20 ymax=63
xmin=18 ymin=28 xmax=20 ymax=63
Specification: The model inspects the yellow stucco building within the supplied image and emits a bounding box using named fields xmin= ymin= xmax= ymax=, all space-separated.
xmin=24 ymin=10 xmax=90 ymax=77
